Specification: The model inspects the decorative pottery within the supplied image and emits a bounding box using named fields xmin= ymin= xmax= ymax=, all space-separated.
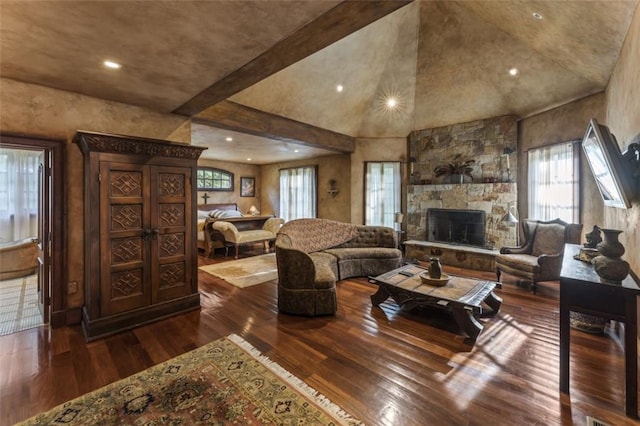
xmin=428 ymin=257 xmax=442 ymax=279
xmin=592 ymin=229 xmax=630 ymax=284
xmin=583 ymin=225 xmax=602 ymax=249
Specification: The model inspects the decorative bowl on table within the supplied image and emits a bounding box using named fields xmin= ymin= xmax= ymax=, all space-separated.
xmin=419 ymin=272 xmax=450 ymax=286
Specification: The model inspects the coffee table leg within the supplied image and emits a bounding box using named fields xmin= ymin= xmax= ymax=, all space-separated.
xmin=452 ymin=307 xmax=483 ymax=344
xmin=370 ymin=284 xmax=391 ymax=306
xmin=484 ymin=291 xmax=502 ymax=315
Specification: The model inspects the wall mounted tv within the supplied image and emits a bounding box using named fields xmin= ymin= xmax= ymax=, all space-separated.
xmin=582 ymin=118 xmax=634 ymax=209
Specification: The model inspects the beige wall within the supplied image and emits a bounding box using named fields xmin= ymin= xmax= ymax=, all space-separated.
xmin=605 ymin=3 xmax=640 ymax=274
xmin=519 ymin=93 xmax=606 ymax=239
xmin=197 ymin=159 xmax=261 ymax=214
xmin=350 ymin=137 xmax=407 ymax=225
xmin=0 ymin=78 xmax=190 ymax=309
xmin=261 ymin=154 xmax=351 ymax=223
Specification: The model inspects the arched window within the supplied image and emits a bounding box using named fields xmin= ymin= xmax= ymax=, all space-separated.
xmin=196 ymin=167 xmax=234 ymax=191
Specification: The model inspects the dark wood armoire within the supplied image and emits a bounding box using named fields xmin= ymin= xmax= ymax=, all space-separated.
xmin=74 ymin=131 xmax=206 ymax=341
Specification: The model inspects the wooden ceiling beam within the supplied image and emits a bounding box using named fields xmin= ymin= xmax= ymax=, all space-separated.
xmin=193 ymin=101 xmax=355 ymax=153
xmin=173 ymin=0 xmax=413 ymax=116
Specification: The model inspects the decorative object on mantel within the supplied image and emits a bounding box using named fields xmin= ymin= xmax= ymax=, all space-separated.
xmin=328 ymin=179 xmax=339 ymax=198
xmin=503 ymin=147 xmax=515 ymax=182
xmin=592 ymin=229 xmax=630 ymax=284
xmin=433 ymin=154 xmax=475 ymax=184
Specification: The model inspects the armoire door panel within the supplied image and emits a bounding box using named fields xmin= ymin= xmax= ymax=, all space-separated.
xmin=101 ymin=162 xmax=151 ymax=316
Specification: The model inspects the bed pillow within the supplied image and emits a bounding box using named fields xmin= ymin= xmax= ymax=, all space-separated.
xmin=219 ymin=209 xmax=243 ymax=218
xmin=197 ymin=210 xmax=210 ymax=219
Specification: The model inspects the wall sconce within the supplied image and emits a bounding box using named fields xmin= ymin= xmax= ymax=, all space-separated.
xmin=328 ymin=179 xmax=339 ymax=198
xmin=503 ymin=147 xmax=514 ymax=182
xmin=248 ymin=205 xmax=259 ymax=216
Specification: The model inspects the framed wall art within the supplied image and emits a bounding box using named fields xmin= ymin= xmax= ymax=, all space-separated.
xmin=240 ymin=176 xmax=255 ymax=197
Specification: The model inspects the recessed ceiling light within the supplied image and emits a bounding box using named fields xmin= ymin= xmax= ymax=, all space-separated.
xmin=294 ymin=149 xmax=299 ymax=153
xmin=103 ymin=60 xmax=121 ymax=69
xmin=509 ymin=68 xmax=519 ymax=76
xmin=225 ymin=137 xmax=233 ymax=142
xmin=532 ymin=12 xmax=543 ymax=20
xmin=246 ymin=158 xmax=252 ymax=161
xmin=336 ymin=84 xmax=344 ymax=92
xmin=386 ymin=98 xmax=397 ymax=108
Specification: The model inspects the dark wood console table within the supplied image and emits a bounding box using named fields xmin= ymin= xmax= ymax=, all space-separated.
xmin=559 ymin=244 xmax=640 ymax=418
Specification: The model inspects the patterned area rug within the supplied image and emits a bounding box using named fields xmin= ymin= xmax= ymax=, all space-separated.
xmin=199 ymin=253 xmax=278 ymax=288
xmin=17 ymin=334 xmax=363 ymax=425
xmin=0 ymin=274 xmax=43 ymax=336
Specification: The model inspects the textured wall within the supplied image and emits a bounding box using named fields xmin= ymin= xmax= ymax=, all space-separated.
xmin=260 ymin=154 xmax=351 ymax=223
xmin=605 ymin=4 xmax=640 ymax=275
xmin=0 ymin=78 xmax=190 ymax=310
xmin=519 ymin=93 xmax=606 ymax=238
xmin=196 ymin=159 xmax=261 ymax=214
xmin=350 ymin=137 xmax=407 ymax=225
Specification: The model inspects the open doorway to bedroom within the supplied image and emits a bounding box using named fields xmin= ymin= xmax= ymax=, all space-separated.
xmin=0 ymin=134 xmax=65 ymax=335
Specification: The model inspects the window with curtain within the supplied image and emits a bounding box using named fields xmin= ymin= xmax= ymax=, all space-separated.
xmin=0 ymin=148 xmax=40 ymax=243
xmin=279 ymin=166 xmax=317 ymax=222
xmin=365 ymin=162 xmax=401 ymax=228
xmin=527 ymin=141 xmax=580 ymax=223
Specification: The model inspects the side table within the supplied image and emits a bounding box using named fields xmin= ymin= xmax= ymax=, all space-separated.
xmin=559 ymin=244 xmax=640 ymax=418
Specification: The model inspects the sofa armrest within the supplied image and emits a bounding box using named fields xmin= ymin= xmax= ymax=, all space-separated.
xmin=275 ymin=245 xmax=316 ymax=289
xmin=263 ymin=217 xmax=284 ymax=234
xmin=212 ymin=221 xmax=240 ymax=243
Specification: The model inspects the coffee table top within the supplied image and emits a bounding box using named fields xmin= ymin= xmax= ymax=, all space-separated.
xmin=371 ymin=264 xmax=498 ymax=309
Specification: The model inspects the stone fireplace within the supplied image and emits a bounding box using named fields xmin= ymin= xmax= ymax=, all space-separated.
xmin=427 ymin=208 xmax=486 ymax=247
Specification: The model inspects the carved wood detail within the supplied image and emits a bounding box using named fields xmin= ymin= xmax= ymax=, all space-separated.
xmin=159 ymin=204 xmax=185 ymax=227
xmin=111 ymin=205 xmax=142 ymax=231
xmin=74 ymin=132 xmax=206 ymax=159
xmin=159 ymin=262 xmax=185 ymax=288
xmin=158 ymin=173 xmax=185 ymax=197
xmin=111 ymin=270 xmax=142 ymax=297
xmin=110 ymin=171 xmax=142 ymax=196
xmin=160 ymin=233 xmax=184 ymax=257
xmin=111 ymin=238 xmax=142 ymax=264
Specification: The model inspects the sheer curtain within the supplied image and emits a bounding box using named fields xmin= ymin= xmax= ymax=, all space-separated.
xmin=279 ymin=166 xmax=317 ymax=222
xmin=365 ymin=162 xmax=401 ymax=227
xmin=0 ymin=148 xmax=40 ymax=243
xmin=527 ymin=141 xmax=579 ymax=223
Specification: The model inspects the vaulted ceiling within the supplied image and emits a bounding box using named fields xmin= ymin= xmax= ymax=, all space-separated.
xmin=1 ymin=1 xmax=638 ymax=163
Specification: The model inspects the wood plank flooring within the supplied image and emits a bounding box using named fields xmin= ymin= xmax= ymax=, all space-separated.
xmin=0 ymin=246 xmax=637 ymax=425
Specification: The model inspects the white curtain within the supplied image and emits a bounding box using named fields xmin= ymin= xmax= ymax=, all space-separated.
xmin=527 ymin=142 xmax=579 ymax=223
xmin=279 ymin=166 xmax=317 ymax=222
xmin=365 ymin=162 xmax=401 ymax=228
xmin=0 ymin=148 xmax=40 ymax=243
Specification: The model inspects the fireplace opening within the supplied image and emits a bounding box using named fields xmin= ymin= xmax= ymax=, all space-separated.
xmin=427 ymin=208 xmax=486 ymax=247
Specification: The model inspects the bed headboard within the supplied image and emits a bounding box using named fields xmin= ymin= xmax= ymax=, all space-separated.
xmin=197 ymin=203 xmax=238 ymax=212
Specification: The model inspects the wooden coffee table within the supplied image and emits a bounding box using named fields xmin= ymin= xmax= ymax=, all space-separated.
xmin=369 ymin=264 xmax=502 ymax=344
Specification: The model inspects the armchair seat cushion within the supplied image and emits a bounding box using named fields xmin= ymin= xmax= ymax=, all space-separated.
xmin=495 ymin=254 xmax=540 ymax=274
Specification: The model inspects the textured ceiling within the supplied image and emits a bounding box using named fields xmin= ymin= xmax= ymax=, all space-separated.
xmin=1 ymin=0 xmax=638 ymax=163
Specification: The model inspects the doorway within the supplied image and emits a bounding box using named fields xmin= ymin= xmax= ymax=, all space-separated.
xmin=0 ymin=134 xmax=66 ymax=333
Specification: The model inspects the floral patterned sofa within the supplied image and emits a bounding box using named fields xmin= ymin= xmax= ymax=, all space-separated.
xmin=275 ymin=218 xmax=402 ymax=316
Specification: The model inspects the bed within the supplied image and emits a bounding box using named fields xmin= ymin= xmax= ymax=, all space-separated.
xmin=196 ymin=203 xmax=274 ymax=257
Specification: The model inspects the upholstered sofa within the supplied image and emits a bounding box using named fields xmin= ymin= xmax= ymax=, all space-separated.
xmin=275 ymin=218 xmax=402 ymax=316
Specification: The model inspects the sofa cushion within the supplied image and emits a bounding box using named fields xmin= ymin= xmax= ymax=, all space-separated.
xmin=322 ymin=247 xmax=400 ymax=260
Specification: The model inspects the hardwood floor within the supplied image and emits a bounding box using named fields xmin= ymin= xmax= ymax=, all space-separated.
xmin=1 ymin=246 xmax=637 ymax=425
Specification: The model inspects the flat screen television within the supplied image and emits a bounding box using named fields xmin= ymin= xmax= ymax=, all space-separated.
xmin=581 ymin=118 xmax=633 ymax=209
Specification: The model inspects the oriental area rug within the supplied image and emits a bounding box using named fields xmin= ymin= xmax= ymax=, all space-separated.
xmin=17 ymin=334 xmax=363 ymax=426
xmin=199 ymin=253 xmax=278 ymax=288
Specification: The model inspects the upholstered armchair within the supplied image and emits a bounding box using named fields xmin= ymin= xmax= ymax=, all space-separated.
xmin=495 ymin=218 xmax=582 ymax=293
xmin=212 ymin=217 xmax=284 ymax=258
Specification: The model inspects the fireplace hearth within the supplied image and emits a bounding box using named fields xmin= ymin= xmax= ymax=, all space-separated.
xmin=427 ymin=208 xmax=486 ymax=247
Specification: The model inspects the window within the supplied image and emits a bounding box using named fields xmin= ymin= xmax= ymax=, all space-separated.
xmin=365 ymin=162 xmax=401 ymax=228
xmin=196 ymin=167 xmax=233 ymax=191
xmin=0 ymin=148 xmax=40 ymax=243
xmin=279 ymin=166 xmax=317 ymax=221
xmin=527 ymin=141 xmax=580 ymax=223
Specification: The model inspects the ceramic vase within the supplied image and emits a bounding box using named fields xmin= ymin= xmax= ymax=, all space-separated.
xmin=429 ymin=257 xmax=442 ymax=279
xmin=592 ymin=229 xmax=630 ymax=284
